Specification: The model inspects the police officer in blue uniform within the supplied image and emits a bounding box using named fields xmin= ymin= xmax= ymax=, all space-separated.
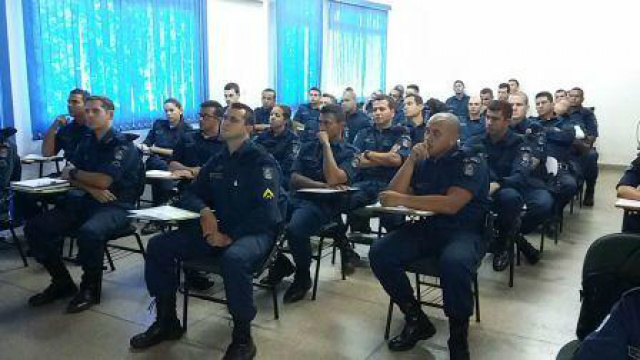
xmin=466 ymin=100 xmax=551 ymax=271
xmin=0 ymin=127 xmax=18 ymax=221
xmin=460 ymin=95 xmax=486 ymax=143
xmin=141 ymin=98 xmax=193 ymax=234
xmin=369 ymin=113 xmax=489 ymax=360
xmin=41 ymin=88 xmax=91 ymax=160
xmin=24 ymin=96 xmax=142 ymax=313
xmin=616 ymin=153 xmax=640 ymax=233
xmin=568 ymin=87 xmax=599 ymax=206
xmin=531 ymin=92 xmax=578 ymax=211
xmin=253 ymin=88 xmax=276 ymax=133
xmin=390 ymin=85 xmax=406 ymax=125
xmin=255 ymin=104 xmax=299 ymax=190
xmin=168 ymin=100 xmax=225 ymax=180
xmin=350 ymin=94 xmax=411 ymax=231
xmin=276 ymin=104 xmax=358 ymax=303
xmin=574 ymin=287 xmax=640 ymax=359
xmin=342 ymin=88 xmax=371 ymax=144
xmin=293 ymin=87 xmax=322 ymax=143
xmin=404 ymin=94 xmax=427 ymax=144
xmin=129 ymin=103 xmax=282 ymax=360
xmin=446 ymin=80 xmax=470 ymax=121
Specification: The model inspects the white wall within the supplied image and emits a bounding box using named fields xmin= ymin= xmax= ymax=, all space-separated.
xmin=386 ymin=0 xmax=640 ymax=166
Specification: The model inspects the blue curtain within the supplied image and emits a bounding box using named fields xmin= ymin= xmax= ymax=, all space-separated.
xmin=0 ymin=0 xmax=14 ymax=128
xmin=323 ymin=0 xmax=388 ymax=100
xmin=275 ymin=0 xmax=323 ymax=109
xmin=23 ymin=0 xmax=208 ymax=139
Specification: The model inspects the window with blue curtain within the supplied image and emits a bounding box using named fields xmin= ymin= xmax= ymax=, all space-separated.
xmin=22 ymin=0 xmax=208 ymax=139
xmin=274 ymin=0 xmax=323 ymax=109
xmin=0 ymin=0 xmax=14 ymax=128
xmin=323 ymin=0 xmax=388 ymax=100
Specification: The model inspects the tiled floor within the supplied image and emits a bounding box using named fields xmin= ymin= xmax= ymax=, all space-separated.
xmin=0 ymin=168 xmax=627 ymax=360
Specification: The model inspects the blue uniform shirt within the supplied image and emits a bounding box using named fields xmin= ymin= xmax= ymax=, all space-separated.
xmin=445 ymin=94 xmax=470 ymax=121
xmin=70 ymin=128 xmax=142 ymax=206
xmin=618 ymin=156 xmax=640 ymax=188
xmin=171 ymin=131 xmax=225 ymax=167
xmin=254 ymin=106 xmax=272 ymax=125
xmin=510 ymin=117 xmax=535 ymax=135
xmin=293 ymin=103 xmax=321 ymax=143
xmin=574 ymin=287 xmax=640 ymax=360
xmin=353 ymin=125 xmax=411 ymax=183
xmin=178 ymin=140 xmax=282 ymax=240
xmin=410 ymin=146 xmax=489 ymax=230
xmin=570 ymin=106 xmax=599 ymax=138
xmin=345 ymin=110 xmax=371 ymax=144
xmin=460 ymin=116 xmax=486 ymax=143
xmin=255 ymin=128 xmax=300 ymax=187
xmin=55 ymin=120 xmax=90 ymax=160
xmin=143 ymin=119 xmax=193 ymax=158
xmin=406 ymin=121 xmax=427 ymax=144
xmin=531 ymin=116 xmax=576 ymax=162
xmin=291 ymin=139 xmax=358 ymax=184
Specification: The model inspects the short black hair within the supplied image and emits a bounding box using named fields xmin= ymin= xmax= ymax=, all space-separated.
xmin=229 ymin=102 xmax=255 ymax=125
xmin=309 ymin=86 xmax=321 ymax=94
xmin=344 ymin=86 xmax=354 ymax=92
xmin=407 ymin=84 xmax=420 ymax=93
xmin=86 ymin=95 xmax=115 ymax=111
xmin=201 ymin=100 xmax=224 ymax=119
xmin=535 ymin=91 xmax=553 ymax=103
xmin=164 ymin=97 xmax=183 ymax=110
xmin=508 ymin=78 xmax=520 ymax=86
xmin=319 ymin=103 xmax=345 ymax=123
xmin=498 ymin=83 xmax=511 ymax=93
xmin=274 ymin=104 xmax=292 ymax=120
xmin=262 ymin=88 xmax=276 ymax=97
xmin=392 ymin=85 xmax=404 ymax=97
xmin=224 ymin=82 xmax=240 ymax=94
xmin=480 ymin=88 xmax=494 ymax=97
xmin=570 ymin=87 xmax=584 ymax=97
xmin=555 ymin=89 xmax=567 ymax=94
xmin=405 ymin=94 xmax=423 ymax=105
xmin=487 ymin=100 xmax=512 ymax=120
xmin=454 ymin=80 xmax=465 ymax=87
xmin=372 ymin=94 xmax=397 ymax=112
xmin=69 ymin=88 xmax=90 ymax=101
xmin=321 ymin=93 xmax=338 ymax=104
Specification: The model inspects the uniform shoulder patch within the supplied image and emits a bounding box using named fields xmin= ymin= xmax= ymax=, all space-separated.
xmin=263 ymin=166 xmax=274 ymax=180
xmin=262 ymin=188 xmax=274 ymax=200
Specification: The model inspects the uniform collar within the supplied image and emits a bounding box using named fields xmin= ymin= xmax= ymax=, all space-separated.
xmin=487 ymin=128 xmax=519 ymax=147
xmin=90 ymin=127 xmax=117 ymax=145
xmin=431 ymin=145 xmax=460 ymax=163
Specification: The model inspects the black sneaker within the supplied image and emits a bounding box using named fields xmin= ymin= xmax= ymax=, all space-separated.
xmin=259 ymin=255 xmax=295 ymax=286
xmin=492 ymin=249 xmax=511 ymax=272
xmin=283 ymin=276 xmax=312 ymax=304
xmin=223 ymin=338 xmax=257 ymax=360
xmin=388 ymin=313 xmax=437 ymax=352
xmin=28 ymin=281 xmax=78 ymax=307
xmin=518 ymin=236 xmax=540 ymax=265
xmin=66 ymin=286 xmax=99 ymax=313
xmin=342 ymin=247 xmax=360 ymax=275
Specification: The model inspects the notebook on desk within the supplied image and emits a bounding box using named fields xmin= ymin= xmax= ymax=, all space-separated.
xmin=11 ymin=178 xmax=70 ymax=190
xmin=128 ymin=205 xmax=200 ymax=221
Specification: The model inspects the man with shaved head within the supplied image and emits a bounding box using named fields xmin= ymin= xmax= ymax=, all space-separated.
xmin=508 ymin=92 xmax=533 ymax=135
xmin=369 ymin=113 xmax=489 ymax=360
xmin=460 ymin=95 xmax=486 ymax=142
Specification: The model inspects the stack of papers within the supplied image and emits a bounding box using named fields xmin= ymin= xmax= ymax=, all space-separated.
xmin=615 ymin=198 xmax=640 ymax=210
xmin=11 ymin=178 xmax=70 ymax=192
xmin=145 ymin=170 xmax=175 ymax=179
xmin=297 ymin=187 xmax=359 ymax=194
xmin=21 ymin=154 xmax=63 ymax=162
xmin=129 ymin=205 xmax=200 ymax=221
xmin=366 ymin=202 xmax=434 ymax=217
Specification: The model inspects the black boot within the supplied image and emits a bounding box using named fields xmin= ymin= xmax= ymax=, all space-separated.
xmin=517 ymin=236 xmax=540 ymax=265
xmin=388 ymin=301 xmax=436 ymax=352
xmin=492 ymin=234 xmax=510 ymax=272
xmin=223 ymin=321 xmax=257 ymax=360
xmin=283 ymin=271 xmax=312 ymax=304
xmin=448 ymin=318 xmax=470 ymax=360
xmin=583 ymin=186 xmax=595 ymax=207
xmin=67 ymin=268 xmax=101 ymax=313
xmin=130 ymin=295 xmax=185 ymax=349
xmin=28 ymin=259 xmax=77 ymax=307
xmin=260 ymin=253 xmax=295 ymax=286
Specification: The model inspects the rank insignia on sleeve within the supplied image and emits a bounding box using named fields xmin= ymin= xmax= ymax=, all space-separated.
xmin=263 ymin=167 xmax=274 ymax=180
xmin=262 ymin=188 xmax=274 ymax=200
xmin=463 ymin=163 xmax=475 ymax=177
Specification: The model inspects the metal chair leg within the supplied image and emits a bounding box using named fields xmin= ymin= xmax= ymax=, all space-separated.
xmin=9 ymin=224 xmax=28 ymax=267
xmin=474 ymin=275 xmax=480 ymax=322
xmin=384 ymin=300 xmax=394 ymax=340
xmin=311 ymin=236 xmax=324 ymax=301
xmin=272 ymin=285 xmax=279 ymax=320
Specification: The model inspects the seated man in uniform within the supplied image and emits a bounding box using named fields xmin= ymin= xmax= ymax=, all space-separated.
xmin=272 ymin=104 xmax=358 ymax=302
xmin=293 ymin=87 xmax=322 ymax=143
xmin=24 ymin=95 xmax=142 ymax=313
xmin=41 ymin=88 xmax=91 ymax=160
xmin=140 ymin=98 xmax=193 ymax=234
xmin=129 ymin=103 xmax=282 ymax=360
xmin=168 ymin=100 xmax=225 ymax=180
xmin=445 ymin=80 xmax=470 ymax=121
xmin=460 ymin=95 xmax=486 ymax=143
xmin=568 ymin=87 xmax=599 ymax=206
xmin=616 ymin=152 xmax=640 ymax=233
xmin=253 ymin=88 xmax=275 ymax=133
xmin=255 ymin=104 xmax=299 ymax=190
xmin=466 ymin=100 xmax=551 ymax=271
xmin=404 ymin=94 xmax=427 ymax=144
xmin=342 ymin=88 xmax=371 ymax=144
xmin=497 ymin=83 xmax=510 ymax=102
xmin=369 ymin=112 xmax=489 ymax=360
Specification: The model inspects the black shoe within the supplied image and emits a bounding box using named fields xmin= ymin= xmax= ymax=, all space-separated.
xmin=342 ymin=247 xmax=360 ymax=275
xmin=260 ymin=254 xmax=295 ymax=286
xmin=583 ymin=191 xmax=594 ymax=207
xmin=518 ymin=236 xmax=540 ymax=265
xmin=141 ymin=222 xmax=162 ymax=235
xmin=448 ymin=319 xmax=470 ymax=360
xmin=185 ymin=271 xmax=215 ymax=292
xmin=66 ymin=286 xmax=99 ymax=313
xmin=223 ymin=338 xmax=257 ymax=360
xmin=28 ymin=281 xmax=78 ymax=307
xmin=388 ymin=307 xmax=436 ymax=352
xmin=492 ymin=249 xmax=511 ymax=272
xmin=130 ymin=297 xmax=184 ymax=349
xmin=283 ymin=276 xmax=312 ymax=304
